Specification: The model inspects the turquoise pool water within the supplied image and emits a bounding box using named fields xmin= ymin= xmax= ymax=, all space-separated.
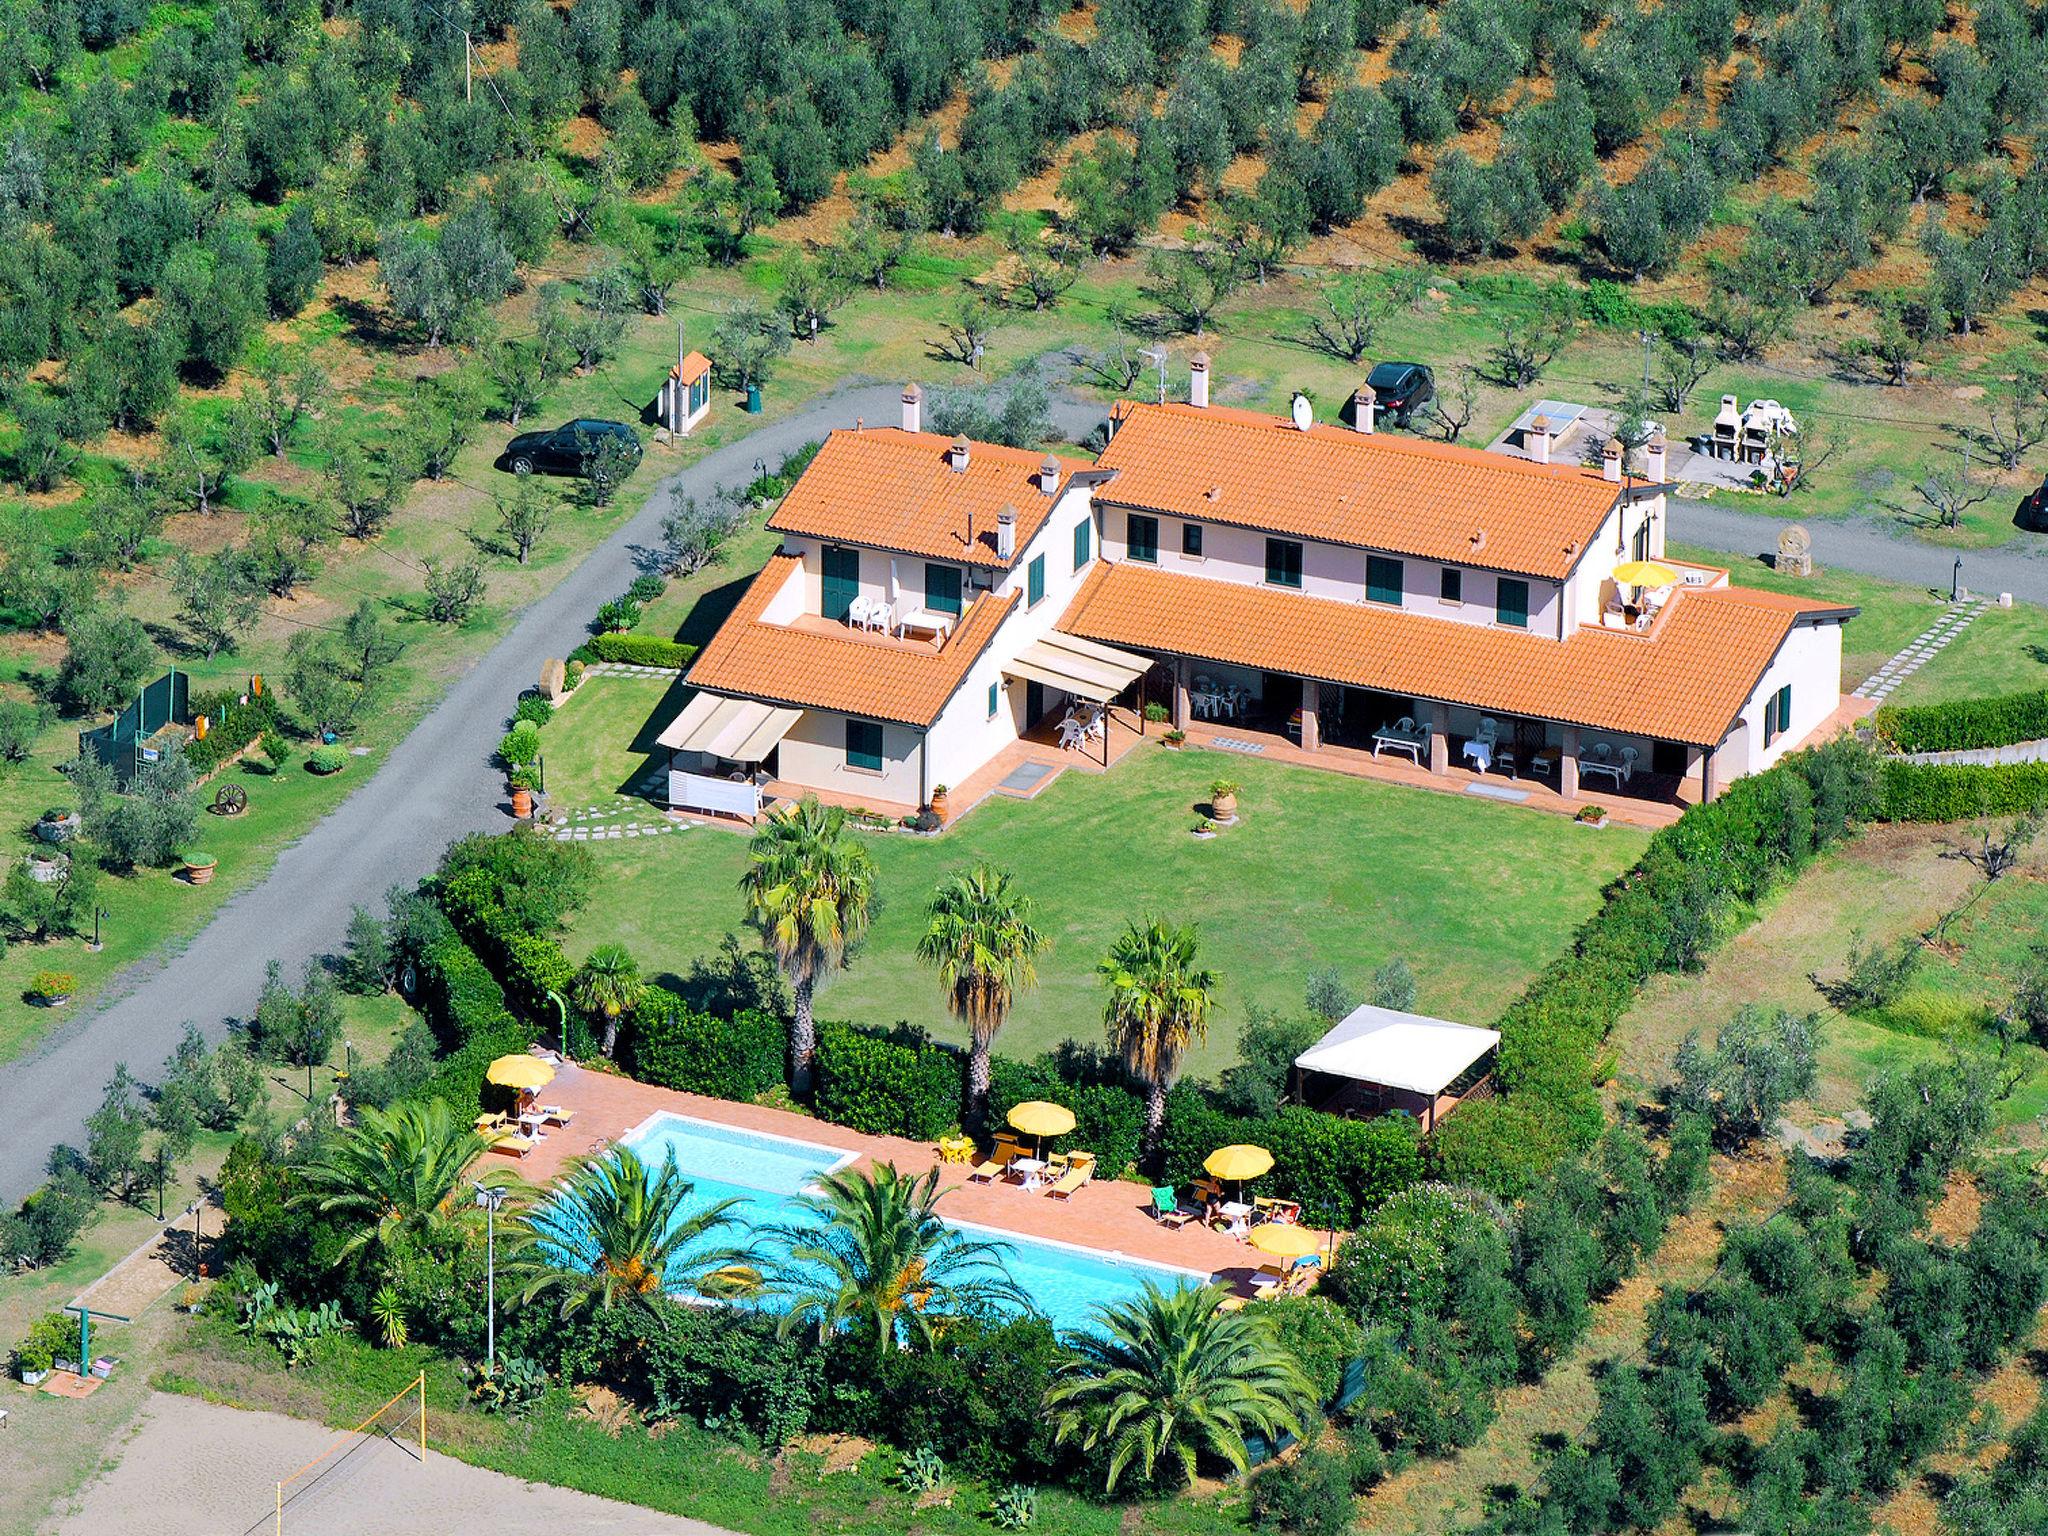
xmin=617 ymin=1112 xmax=1202 ymax=1335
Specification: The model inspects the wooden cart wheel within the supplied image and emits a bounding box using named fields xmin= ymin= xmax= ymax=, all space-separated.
xmin=212 ymin=783 xmax=248 ymax=815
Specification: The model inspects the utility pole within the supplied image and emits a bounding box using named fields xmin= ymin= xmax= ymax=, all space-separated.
xmin=463 ymin=32 xmax=473 ymax=102
xmin=1639 ymin=329 xmax=1653 ymax=394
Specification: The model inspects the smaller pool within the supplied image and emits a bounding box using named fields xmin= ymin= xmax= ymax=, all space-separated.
xmin=615 ymin=1111 xmax=1204 ymax=1335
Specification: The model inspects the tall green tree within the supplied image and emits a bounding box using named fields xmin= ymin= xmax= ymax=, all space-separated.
xmin=739 ymin=796 xmax=878 ymax=1093
xmin=1099 ymin=918 xmax=1219 ymax=1156
xmin=915 ymin=863 xmax=1050 ymax=1126
xmin=291 ymin=1099 xmax=507 ymax=1269
xmin=1047 ymin=1281 xmax=1312 ymax=1490
xmin=571 ymin=942 xmax=641 ymax=1058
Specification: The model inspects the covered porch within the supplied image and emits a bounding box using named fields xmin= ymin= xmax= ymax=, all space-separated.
xmin=1292 ymin=1004 xmax=1501 ymax=1135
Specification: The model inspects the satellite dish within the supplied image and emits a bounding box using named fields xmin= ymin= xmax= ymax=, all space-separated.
xmin=1290 ymin=393 xmax=1313 ymax=432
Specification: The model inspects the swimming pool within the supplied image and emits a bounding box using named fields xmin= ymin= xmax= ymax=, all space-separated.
xmin=616 ymin=1111 xmax=1205 ymax=1335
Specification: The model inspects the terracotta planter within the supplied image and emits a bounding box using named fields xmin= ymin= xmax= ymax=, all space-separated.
xmin=929 ymin=791 xmax=949 ymax=825
xmin=510 ymin=786 xmax=534 ymax=819
xmin=185 ymin=858 xmax=217 ymax=885
xmin=1212 ymin=792 xmax=1238 ymax=820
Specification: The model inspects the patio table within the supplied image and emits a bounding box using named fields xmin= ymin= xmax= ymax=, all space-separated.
xmin=1007 ymin=1157 xmax=1047 ymax=1184
xmin=1580 ymin=758 xmax=1625 ymax=788
xmin=896 ymin=607 xmax=955 ymax=642
xmin=1220 ymin=1200 xmax=1253 ymax=1221
xmin=1372 ymin=728 xmax=1426 ymax=763
xmin=1461 ymin=738 xmax=1493 ymax=772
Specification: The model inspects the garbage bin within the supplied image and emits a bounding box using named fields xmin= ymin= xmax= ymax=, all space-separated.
xmin=745 ymin=383 xmax=762 ymax=414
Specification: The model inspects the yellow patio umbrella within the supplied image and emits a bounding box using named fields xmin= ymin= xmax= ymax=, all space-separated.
xmin=1612 ymin=559 xmax=1680 ymax=590
xmin=1204 ymin=1143 xmax=1274 ymax=1205
xmin=1007 ymin=1100 xmax=1077 ymax=1159
xmin=486 ymin=1054 xmax=556 ymax=1092
xmin=1247 ymin=1223 xmax=1322 ymax=1260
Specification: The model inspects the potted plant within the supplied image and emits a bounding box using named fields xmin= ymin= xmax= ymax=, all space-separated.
xmin=183 ymin=850 xmax=218 ymax=885
xmin=1163 ymin=728 xmax=1186 ymax=750
xmin=29 ymin=970 xmax=75 ymax=1007
xmin=1574 ymin=804 xmax=1610 ymax=830
xmin=929 ymin=784 xmax=950 ymax=824
xmin=1190 ymin=817 xmax=1217 ymax=840
xmin=1210 ymin=779 xmax=1241 ymax=822
xmin=14 ymin=1337 xmax=52 ymax=1386
xmin=509 ymin=766 xmax=540 ymax=820
xmin=1143 ymin=702 xmax=1169 ymax=729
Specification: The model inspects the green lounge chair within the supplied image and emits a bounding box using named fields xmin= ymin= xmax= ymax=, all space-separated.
xmin=1150 ymin=1186 xmax=1196 ymax=1229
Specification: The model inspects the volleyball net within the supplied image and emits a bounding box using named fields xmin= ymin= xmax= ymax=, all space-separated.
xmin=247 ymin=1371 xmax=426 ymax=1535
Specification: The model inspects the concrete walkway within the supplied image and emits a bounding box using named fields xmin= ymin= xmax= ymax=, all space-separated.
xmin=0 ymin=387 xmax=1107 ymax=1203
xmin=54 ymin=1391 xmax=740 ymax=1536
xmin=1852 ymin=600 xmax=1988 ymax=702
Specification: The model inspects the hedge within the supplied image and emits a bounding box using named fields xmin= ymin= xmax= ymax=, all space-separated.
xmin=628 ymin=987 xmax=787 ymax=1101
xmin=588 ymin=634 xmax=698 ymax=668
xmin=1159 ymin=1086 xmax=1423 ymax=1229
xmin=1878 ymin=760 xmax=2048 ymax=821
xmin=438 ymin=867 xmax=576 ymax=1031
xmin=414 ymin=934 xmax=528 ymax=1109
xmin=186 ymin=688 xmax=286 ymax=777
xmin=813 ymin=1022 xmax=963 ymax=1140
xmin=1871 ymin=689 xmax=2048 ymax=754
xmin=988 ymin=1056 xmax=1148 ymax=1177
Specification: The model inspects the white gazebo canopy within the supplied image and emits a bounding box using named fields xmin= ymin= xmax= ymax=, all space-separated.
xmin=1293 ymin=1004 xmax=1500 ymax=1098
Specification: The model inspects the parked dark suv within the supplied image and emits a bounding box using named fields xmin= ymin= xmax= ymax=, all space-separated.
xmin=499 ymin=419 xmax=643 ymax=478
xmin=1366 ymin=361 xmax=1435 ymax=428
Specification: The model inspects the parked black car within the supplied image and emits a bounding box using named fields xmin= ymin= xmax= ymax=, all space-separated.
xmin=1366 ymin=361 xmax=1435 ymax=427
xmin=2019 ymin=473 xmax=2048 ymax=532
xmin=499 ymin=419 xmax=643 ymax=478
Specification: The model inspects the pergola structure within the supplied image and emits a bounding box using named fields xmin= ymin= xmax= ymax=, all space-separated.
xmin=1292 ymin=1004 xmax=1501 ymax=1134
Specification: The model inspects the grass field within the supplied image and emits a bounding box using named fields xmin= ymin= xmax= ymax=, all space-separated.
xmin=555 ymin=741 xmax=1648 ymax=1077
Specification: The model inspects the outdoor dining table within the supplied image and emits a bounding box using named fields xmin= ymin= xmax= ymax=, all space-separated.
xmin=1220 ymin=1200 xmax=1254 ymax=1221
xmin=1007 ymin=1157 xmax=1047 ymax=1184
xmin=1580 ymin=748 xmax=1626 ymax=788
xmin=1461 ymin=737 xmax=1494 ymax=772
xmin=1372 ymin=727 xmax=1427 ymax=763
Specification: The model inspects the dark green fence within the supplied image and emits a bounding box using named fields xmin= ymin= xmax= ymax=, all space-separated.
xmin=79 ymin=669 xmax=188 ymax=787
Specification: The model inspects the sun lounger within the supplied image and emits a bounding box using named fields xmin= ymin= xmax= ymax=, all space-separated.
xmin=485 ymin=1126 xmax=537 ymax=1158
xmin=534 ymin=1104 xmax=575 ymax=1126
xmin=1046 ymin=1152 xmax=1096 ymax=1201
xmin=966 ymin=1143 xmax=1023 ymax=1183
xmin=1149 ymin=1186 xmax=1198 ymax=1228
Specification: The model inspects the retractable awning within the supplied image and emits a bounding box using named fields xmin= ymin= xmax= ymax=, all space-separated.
xmin=657 ymin=692 xmax=802 ymax=762
xmin=1005 ymin=634 xmax=1150 ymax=703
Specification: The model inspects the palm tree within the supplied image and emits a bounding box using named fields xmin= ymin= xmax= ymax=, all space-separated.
xmin=771 ymin=1162 xmax=1025 ymax=1357
xmin=291 ymin=1099 xmax=509 ymax=1268
xmin=1047 ymin=1281 xmax=1312 ymax=1491
xmin=739 ymin=796 xmax=878 ymax=1093
xmin=1099 ymin=918 xmax=1219 ymax=1158
xmin=516 ymin=1146 xmax=754 ymax=1319
xmin=915 ymin=863 xmax=1050 ymax=1127
xmin=572 ymin=942 xmax=642 ymax=1058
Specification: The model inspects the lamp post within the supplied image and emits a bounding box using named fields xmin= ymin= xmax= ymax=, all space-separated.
xmin=89 ymin=906 xmax=109 ymax=952
xmin=474 ymin=1183 xmax=507 ymax=1367
xmin=1952 ymin=556 xmax=1964 ymax=603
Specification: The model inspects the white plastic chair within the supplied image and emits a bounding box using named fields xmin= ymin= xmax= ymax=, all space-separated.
xmin=1057 ymin=719 xmax=1085 ymax=751
xmin=846 ymin=595 xmax=873 ymax=630
xmin=1619 ymin=745 xmax=1639 ymax=782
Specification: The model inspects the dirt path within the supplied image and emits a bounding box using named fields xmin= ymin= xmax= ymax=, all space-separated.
xmin=52 ymin=1391 xmax=739 ymax=1536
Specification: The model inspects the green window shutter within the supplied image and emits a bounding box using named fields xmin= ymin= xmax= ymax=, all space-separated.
xmin=988 ymin=682 xmax=999 ymax=718
xmin=1028 ymin=554 xmax=1046 ymax=607
xmin=1128 ymin=514 xmax=1158 ymax=563
xmin=924 ymin=563 xmax=962 ymax=616
xmin=821 ymin=545 xmax=860 ymax=622
xmin=1366 ymin=555 xmax=1402 ymax=605
xmin=845 ymin=719 xmax=883 ymax=772
xmin=1073 ymin=518 xmax=1091 ymax=572
xmin=1778 ymin=683 xmax=1792 ymax=732
xmin=1496 ymin=578 xmax=1529 ymax=628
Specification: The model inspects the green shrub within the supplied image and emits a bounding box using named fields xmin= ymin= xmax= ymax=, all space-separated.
xmin=306 ymin=745 xmax=347 ymax=774
xmin=186 ymin=688 xmax=285 ymax=777
xmin=513 ymin=695 xmax=553 ymax=728
xmin=813 ymin=1022 xmax=962 ymax=1140
xmin=1258 ymin=1295 xmax=1367 ymax=1404
xmin=870 ymin=1315 xmax=1067 ymax=1483
xmin=1871 ymin=690 xmax=2048 ymax=754
xmin=12 ymin=1312 xmax=71 ymax=1375
xmin=1341 ymin=1418 xmax=1385 ymax=1492
xmin=414 ymin=936 xmax=527 ymax=1109
xmin=628 ymin=987 xmax=787 ymax=1100
xmin=1249 ymin=1446 xmax=1354 ymax=1535
xmin=1879 ymin=760 xmax=2048 ymax=820
xmin=627 ymin=574 xmax=666 ymax=604
xmin=1160 ymin=1088 xmax=1421 ymax=1228
xmin=497 ymin=721 xmax=541 ymax=769
xmin=588 ymin=633 xmax=698 ymax=668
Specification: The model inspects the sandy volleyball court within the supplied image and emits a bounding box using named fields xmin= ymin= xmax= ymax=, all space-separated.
xmin=55 ymin=1392 xmax=734 ymax=1536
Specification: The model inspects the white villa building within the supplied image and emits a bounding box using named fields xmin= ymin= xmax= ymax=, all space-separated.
xmin=660 ymin=373 xmax=1855 ymax=820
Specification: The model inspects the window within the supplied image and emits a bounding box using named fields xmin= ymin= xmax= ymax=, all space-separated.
xmin=924 ymin=562 xmax=962 ymax=617
xmin=1366 ymin=555 xmax=1403 ymax=606
xmin=1182 ymin=523 xmax=1204 ymax=558
xmin=1440 ymin=566 xmax=1463 ymax=605
xmin=1496 ymin=578 xmax=1529 ymax=629
xmin=1073 ymin=517 xmax=1091 ymax=572
xmin=1027 ymin=554 xmax=1046 ymax=608
xmin=987 ymin=682 xmax=999 ymax=719
xmin=1127 ymin=514 xmax=1159 ymax=563
xmin=845 ymin=719 xmax=883 ymax=772
xmin=1266 ymin=539 xmax=1305 ymax=589
xmin=1632 ymin=519 xmax=1651 ymax=562
xmin=1765 ymin=682 xmax=1793 ymax=745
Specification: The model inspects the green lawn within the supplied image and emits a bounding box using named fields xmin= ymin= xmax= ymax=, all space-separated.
xmin=557 ymin=744 xmax=1648 ymax=1077
xmin=538 ymin=672 xmax=687 ymax=813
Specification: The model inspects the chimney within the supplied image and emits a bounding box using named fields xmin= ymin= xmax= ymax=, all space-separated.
xmin=1189 ymin=351 xmax=1210 ymax=408
xmin=996 ymin=504 xmax=1017 ymax=562
xmin=1601 ymin=436 xmax=1623 ymax=484
xmin=1526 ymin=414 xmax=1550 ymax=465
xmin=1353 ymin=384 xmax=1375 ymax=434
xmin=1038 ymin=454 xmax=1060 ymax=496
xmin=901 ymin=383 xmax=923 ymax=434
xmin=948 ymin=435 xmax=970 ymax=473
xmin=1646 ymin=429 xmax=1667 ymax=482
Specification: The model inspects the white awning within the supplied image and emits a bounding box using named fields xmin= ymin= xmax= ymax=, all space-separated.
xmin=657 ymin=693 xmax=801 ymax=762
xmin=1293 ymin=1004 xmax=1500 ymax=1098
xmin=1005 ymin=634 xmax=1150 ymax=703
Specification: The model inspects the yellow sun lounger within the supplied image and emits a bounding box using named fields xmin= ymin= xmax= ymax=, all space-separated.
xmin=966 ymin=1142 xmax=1023 ymax=1183
xmin=1045 ymin=1152 xmax=1096 ymax=1201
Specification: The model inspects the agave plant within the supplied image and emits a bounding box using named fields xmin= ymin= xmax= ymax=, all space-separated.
xmin=369 ymin=1285 xmax=408 ymax=1349
xmin=1047 ymin=1281 xmax=1312 ymax=1491
xmin=770 ymin=1162 xmax=1025 ymax=1357
xmin=515 ymin=1146 xmax=754 ymax=1319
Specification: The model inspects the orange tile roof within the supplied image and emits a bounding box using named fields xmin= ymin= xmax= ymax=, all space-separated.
xmin=676 ymin=350 xmax=711 ymax=383
xmin=686 ymin=554 xmax=1015 ymax=727
xmin=1057 ymin=562 xmax=1854 ymax=747
xmin=1096 ymin=402 xmax=1623 ymax=580
xmin=767 ymin=428 xmax=1091 ymax=570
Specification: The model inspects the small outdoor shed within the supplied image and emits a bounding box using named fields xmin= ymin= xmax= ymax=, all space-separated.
xmin=657 ymin=349 xmax=713 ymax=435
xmin=1292 ymin=1004 xmax=1501 ymax=1133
